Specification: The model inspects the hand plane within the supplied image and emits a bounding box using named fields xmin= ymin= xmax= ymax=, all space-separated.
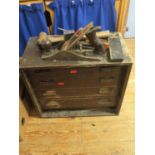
xmin=37 ymin=22 xmax=106 ymax=61
xmin=37 ymin=22 xmax=124 ymax=62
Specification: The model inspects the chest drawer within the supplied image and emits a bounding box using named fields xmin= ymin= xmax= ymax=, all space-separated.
xmin=27 ymin=67 xmax=98 ymax=79
xmin=34 ymin=86 xmax=118 ymax=98
xmin=39 ymin=96 xmax=116 ymax=110
xmin=27 ymin=66 xmax=121 ymax=80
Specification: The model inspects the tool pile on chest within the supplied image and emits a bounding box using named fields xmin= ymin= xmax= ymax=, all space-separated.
xmin=37 ymin=22 xmax=124 ymax=62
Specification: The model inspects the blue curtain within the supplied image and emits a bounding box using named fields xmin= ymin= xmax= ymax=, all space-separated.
xmin=48 ymin=0 xmax=116 ymax=34
xmin=19 ymin=3 xmax=48 ymax=56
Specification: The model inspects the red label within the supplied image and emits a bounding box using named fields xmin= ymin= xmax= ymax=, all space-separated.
xmin=57 ymin=82 xmax=64 ymax=86
xmin=70 ymin=69 xmax=78 ymax=74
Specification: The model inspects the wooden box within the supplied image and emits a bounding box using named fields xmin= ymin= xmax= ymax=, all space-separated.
xmin=20 ymin=34 xmax=132 ymax=117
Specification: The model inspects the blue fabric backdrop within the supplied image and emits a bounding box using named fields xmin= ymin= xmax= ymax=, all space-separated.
xmin=19 ymin=3 xmax=48 ymax=56
xmin=48 ymin=0 xmax=116 ymax=34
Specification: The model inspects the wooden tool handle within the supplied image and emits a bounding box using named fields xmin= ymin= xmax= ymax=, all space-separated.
xmin=37 ymin=32 xmax=52 ymax=51
xmin=38 ymin=32 xmax=48 ymax=44
xmin=37 ymin=30 xmax=110 ymax=44
xmin=61 ymin=22 xmax=94 ymax=51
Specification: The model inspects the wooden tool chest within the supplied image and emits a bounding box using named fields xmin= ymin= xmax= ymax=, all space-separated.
xmin=20 ymin=34 xmax=132 ymax=117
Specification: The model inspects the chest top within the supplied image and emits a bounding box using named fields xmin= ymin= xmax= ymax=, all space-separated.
xmin=20 ymin=33 xmax=132 ymax=69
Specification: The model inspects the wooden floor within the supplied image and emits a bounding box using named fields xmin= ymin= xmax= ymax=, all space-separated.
xmin=19 ymin=39 xmax=135 ymax=155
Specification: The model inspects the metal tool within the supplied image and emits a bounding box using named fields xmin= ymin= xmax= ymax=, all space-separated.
xmin=37 ymin=22 xmax=106 ymax=61
xmin=58 ymin=28 xmax=74 ymax=40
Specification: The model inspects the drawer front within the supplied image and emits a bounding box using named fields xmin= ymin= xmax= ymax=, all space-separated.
xmin=30 ymin=76 xmax=99 ymax=88
xmin=30 ymin=78 xmax=119 ymax=89
xmin=34 ymin=86 xmax=117 ymax=98
xmin=39 ymin=96 xmax=116 ymax=110
xmin=28 ymin=67 xmax=98 ymax=79
xmin=27 ymin=66 xmax=120 ymax=81
xmin=28 ymin=66 xmax=120 ymax=75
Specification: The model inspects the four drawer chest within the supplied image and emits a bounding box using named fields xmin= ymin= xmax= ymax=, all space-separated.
xmin=20 ymin=34 xmax=132 ymax=117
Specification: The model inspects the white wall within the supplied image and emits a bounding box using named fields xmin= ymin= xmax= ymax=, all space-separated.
xmin=124 ymin=0 xmax=135 ymax=38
